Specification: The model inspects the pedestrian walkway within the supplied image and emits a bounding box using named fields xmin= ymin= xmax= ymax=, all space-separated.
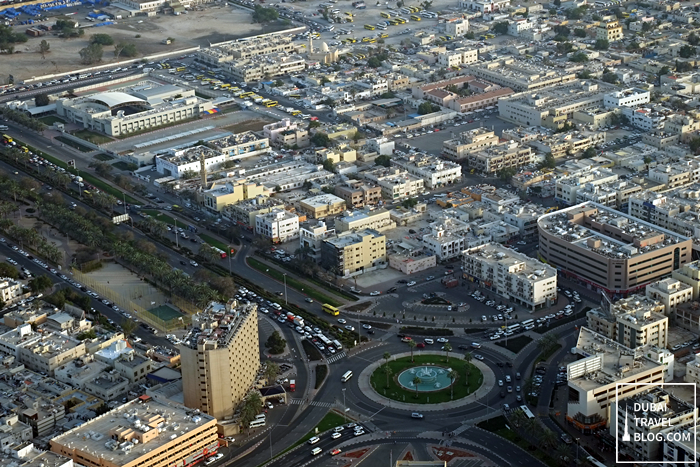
xmin=326 ymin=351 xmax=347 ymax=364
xmin=289 ymin=399 xmax=334 ymax=408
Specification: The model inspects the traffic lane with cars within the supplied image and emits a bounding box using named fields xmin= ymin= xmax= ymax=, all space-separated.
xmin=268 ymin=424 xmax=367 ymax=467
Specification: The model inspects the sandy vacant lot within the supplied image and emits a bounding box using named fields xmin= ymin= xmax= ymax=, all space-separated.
xmin=1 ymin=4 xmax=281 ymax=81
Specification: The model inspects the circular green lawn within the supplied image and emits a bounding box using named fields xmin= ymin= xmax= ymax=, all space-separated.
xmin=370 ymin=354 xmax=483 ymax=404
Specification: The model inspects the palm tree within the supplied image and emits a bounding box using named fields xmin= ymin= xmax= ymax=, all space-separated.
xmin=120 ymin=319 xmax=137 ymax=338
xmin=443 ymin=342 xmax=452 ymax=362
xmin=509 ymin=409 xmax=527 ymax=428
xmin=383 ymin=363 xmax=392 ymax=389
xmin=264 ymin=361 xmax=279 ymax=384
xmin=448 ymin=369 xmax=458 ymax=399
xmin=383 ymin=351 xmax=391 ymax=367
xmin=540 ymin=428 xmax=559 ymax=450
xmin=407 ymin=339 xmax=417 ymax=362
xmin=198 ymin=244 xmax=220 ymax=263
xmin=463 ymin=352 xmax=472 ymax=386
xmin=553 ymin=444 xmax=571 ymax=466
xmin=412 ymin=376 xmax=421 ymax=398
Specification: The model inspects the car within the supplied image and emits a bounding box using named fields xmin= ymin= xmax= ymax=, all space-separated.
xmin=474 ymin=354 xmax=484 ymax=360
xmin=331 ymin=432 xmax=342 ymax=440
xmin=369 ymin=291 xmax=381 ymax=296
xmin=305 ymin=298 xmax=314 ymax=303
xmin=436 ymin=338 xmax=449 ymax=343
xmin=417 ymin=342 xmax=425 ymax=348
xmin=338 ymin=319 xmax=347 ymax=324
xmin=344 ymin=325 xmax=355 ymax=331
xmin=407 ymin=281 xmax=416 ymax=286
xmin=354 ymin=430 xmax=365 ymax=437
xmin=401 ymin=337 xmax=413 ymax=343
xmin=426 ymin=276 xmax=435 ymax=281
xmin=190 ymin=261 xmax=199 ymax=267
xmin=330 ymin=448 xmax=342 ymax=455
xmin=424 ymin=338 xmax=434 ymax=345
xmin=498 ymin=380 xmax=503 ymax=387
xmin=411 ymin=412 xmax=424 ymax=419
xmin=346 ymin=423 xmax=357 ymax=428
xmin=362 ymin=324 xmax=371 ymax=329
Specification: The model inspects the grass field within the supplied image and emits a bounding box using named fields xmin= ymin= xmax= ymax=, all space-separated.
xmin=112 ymin=161 xmax=134 ymax=171
xmin=94 ymin=153 xmax=115 ymax=161
xmin=142 ymin=210 xmax=178 ymax=226
xmin=495 ymin=335 xmax=533 ymax=353
xmin=478 ymin=415 xmax=559 ymax=467
xmin=247 ymin=257 xmax=341 ymax=307
xmin=199 ymin=233 xmax=229 ymax=252
xmin=370 ymin=354 xmax=482 ymax=404
xmin=39 ymin=115 xmax=65 ymax=125
xmin=294 ymin=411 xmax=346 ymax=447
xmin=147 ymin=304 xmax=182 ymax=322
xmin=55 ymin=136 xmax=92 ymax=152
xmin=72 ymin=129 xmax=113 ymax=144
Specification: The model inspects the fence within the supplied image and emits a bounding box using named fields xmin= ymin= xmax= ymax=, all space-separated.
xmin=71 ymin=268 xmax=188 ymax=332
xmin=172 ymin=296 xmax=202 ymax=316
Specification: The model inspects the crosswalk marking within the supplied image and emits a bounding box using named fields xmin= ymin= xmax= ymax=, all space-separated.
xmin=289 ymin=399 xmax=334 ymax=408
xmin=326 ymin=351 xmax=346 ymax=363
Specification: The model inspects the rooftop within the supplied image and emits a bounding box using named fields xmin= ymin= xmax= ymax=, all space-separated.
xmin=181 ymin=299 xmax=257 ymax=350
xmin=301 ymin=194 xmax=345 ymax=209
xmin=465 ymin=243 xmax=556 ymax=281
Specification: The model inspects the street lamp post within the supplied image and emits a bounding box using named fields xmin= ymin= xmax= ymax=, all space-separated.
xmin=283 ymin=273 xmax=288 ymax=304
xmin=342 ymin=388 xmax=347 ymax=424
xmin=575 ymin=438 xmax=580 ymax=463
xmin=227 ymin=244 xmax=232 ymax=276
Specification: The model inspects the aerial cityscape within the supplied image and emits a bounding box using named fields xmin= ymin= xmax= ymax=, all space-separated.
xmin=0 ymin=0 xmax=700 ymax=466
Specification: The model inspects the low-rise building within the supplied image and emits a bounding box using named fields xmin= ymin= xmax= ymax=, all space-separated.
xmin=603 ymin=88 xmax=651 ymax=108
xmin=645 ymin=278 xmax=693 ymax=315
xmin=83 ymin=371 xmax=130 ymax=401
xmin=442 ymin=128 xmax=501 ymax=160
xmin=51 ymin=398 xmax=219 ymax=467
xmin=200 ymin=180 xmax=268 ymax=213
xmin=299 ymin=194 xmax=346 ymax=219
xmin=463 ymin=242 xmax=557 ymax=310
xmin=597 ymin=20 xmax=623 ymax=42
xmin=0 ymin=277 xmax=22 ymax=304
xmin=388 ymin=248 xmax=437 ymax=275
xmin=336 ymin=208 xmax=395 ymax=233
xmin=466 ymin=141 xmax=532 ymax=174
xmin=391 ymin=154 xmax=462 ymax=189
xmin=263 ymin=118 xmax=309 ymax=148
xmin=421 ymin=217 xmax=468 ymax=261
xmin=363 ymin=167 xmax=425 ymax=200
xmin=586 ymin=295 xmax=668 ymax=349
xmin=255 ymin=209 xmax=300 ymax=242
xmin=299 ymin=221 xmax=336 ymax=262
xmin=225 ymin=195 xmax=285 ymax=229
xmin=207 ymin=132 xmax=271 ymax=160
xmin=673 ymin=260 xmax=700 ymax=299
xmin=321 ymin=229 xmax=386 ymax=278
xmin=227 ymin=54 xmax=306 ymax=82
xmin=334 ymin=180 xmax=382 ymax=208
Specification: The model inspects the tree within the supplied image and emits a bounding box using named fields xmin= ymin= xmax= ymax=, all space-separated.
xmin=38 ymin=39 xmax=50 ymax=59
xmin=91 ymin=33 xmax=114 ymax=45
xmin=120 ymin=318 xmax=137 ymax=338
xmin=375 ymin=155 xmax=391 ymax=167
xmin=676 ymin=60 xmax=693 ymax=73
xmin=498 ymin=167 xmax=517 ymax=182
xmin=29 ymin=275 xmax=53 ymax=293
xmin=594 ymin=39 xmax=609 ymax=50
xmin=569 ymin=52 xmax=589 ymax=63
xmin=689 ymin=33 xmax=700 ymax=46
xmin=197 ymin=244 xmax=219 ymax=263
xmin=492 ymin=21 xmax=509 ymax=35
xmin=574 ymin=28 xmax=586 ymax=38
xmin=448 ymin=369 xmax=458 ymax=399
xmin=35 ymin=93 xmax=50 ymax=107
xmin=263 ymin=361 xmax=279 ymax=384
xmin=540 ymin=428 xmax=559 ymax=450
xmin=443 ymin=342 xmax=452 ymax=362
xmin=407 ymin=339 xmax=417 ymax=362
xmin=382 ymin=363 xmax=392 ymax=389
xmin=265 ymin=330 xmax=286 ymax=354
xmin=689 ymin=137 xmax=700 ymax=154
xmin=539 ymin=152 xmax=556 ymax=169
xmin=418 ymin=101 xmax=438 ymax=115
xmin=577 ymin=69 xmax=593 ymax=79
xmin=79 ymin=43 xmax=103 ymax=65
xmin=367 ymin=56 xmax=382 ymax=68
xmin=402 ymin=198 xmax=418 ymax=208
xmin=308 ymin=120 xmax=321 ymax=129
xmin=383 ymin=351 xmax=391 ymax=368
xmin=252 ymin=5 xmax=279 ymax=24
xmin=644 ymin=155 xmax=653 ymax=165
xmin=412 ymin=376 xmax=421 ymax=398
xmin=627 ymin=41 xmax=641 ymax=52
xmin=322 ymin=159 xmax=335 ymax=172
xmin=0 ymin=262 xmax=18 ymax=279
xmin=583 ymin=146 xmax=597 ymax=158
xmin=420 ymin=0 xmax=432 ymax=9
xmin=553 ymin=25 xmax=570 ymax=37
xmin=311 ymin=132 xmax=330 ymax=147
xmin=602 ymin=72 xmax=619 ymax=84
xmin=566 ymin=7 xmax=585 ymax=19
xmin=115 ymin=42 xmax=137 ymax=59
xmin=463 ymin=352 xmax=472 ymax=386
xmin=679 ymin=45 xmax=697 ymax=59
xmin=659 ymin=66 xmax=671 ymax=76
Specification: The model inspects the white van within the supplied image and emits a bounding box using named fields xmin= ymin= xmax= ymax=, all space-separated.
xmin=308 ymin=436 xmax=321 ymax=445
xmin=472 ymin=342 xmax=482 ymax=349
xmin=311 ymin=447 xmax=322 ymax=456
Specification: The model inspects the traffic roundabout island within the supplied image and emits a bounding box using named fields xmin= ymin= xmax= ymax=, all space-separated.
xmin=359 ymin=352 xmax=495 ymax=410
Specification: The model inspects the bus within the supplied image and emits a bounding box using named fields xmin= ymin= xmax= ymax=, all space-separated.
xmin=505 ymin=323 xmax=521 ymax=333
xmin=239 ymin=92 xmax=254 ymax=98
xmin=249 ymin=419 xmax=266 ymax=428
xmin=2 ymin=134 xmax=12 ymax=144
xmin=341 ymin=371 xmax=353 ymax=383
xmin=521 ymin=319 xmax=535 ymax=328
xmin=520 ymin=405 xmax=535 ymax=419
xmin=411 ymin=15 xmax=421 ymax=21
xmin=291 ymin=110 xmax=302 ymax=116
xmin=364 ymin=24 xmax=375 ymax=30
xmin=380 ymin=11 xmax=391 ymax=18
xmin=176 ymin=67 xmax=187 ymax=72
xmin=332 ymin=339 xmax=343 ymax=350
xmin=220 ymin=83 xmax=231 ymax=89
xmin=322 ymin=304 xmax=340 ymax=316
xmin=264 ymin=101 xmax=278 ymax=108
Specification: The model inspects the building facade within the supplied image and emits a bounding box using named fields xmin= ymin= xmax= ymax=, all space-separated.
xmin=255 ymin=209 xmax=300 ymax=243
xmin=320 ymin=229 xmax=386 ymax=277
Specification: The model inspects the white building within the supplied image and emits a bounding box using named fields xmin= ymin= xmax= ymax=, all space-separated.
xmin=603 ymin=88 xmax=651 ymax=109
xmin=646 ymin=278 xmax=693 ymax=315
xmin=508 ymin=18 xmax=533 ymax=36
xmin=255 ymin=209 xmax=300 ymax=243
xmin=0 ymin=277 xmax=22 ymax=304
xmin=155 ymin=145 xmax=225 ymax=178
xmin=462 ymin=242 xmax=557 ymax=310
xmin=446 ymin=18 xmax=469 ymax=36
xmin=391 ymin=154 xmax=462 ymax=189
xmin=299 ymin=221 xmax=335 ymax=262
xmin=421 ymin=217 xmax=468 ymax=261
xmin=363 ymin=167 xmax=425 ymax=200
xmin=458 ymin=0 xmax=510 ymax=13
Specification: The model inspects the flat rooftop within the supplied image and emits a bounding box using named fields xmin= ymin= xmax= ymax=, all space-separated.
xmin=538 ymin=202 xmax=689 ymax=259
xmin=181 ymin=300 xmax=257 ymax=350
xmin=466 ymin=243 xmax=556 ymax=281
xmin=51 ymin=398 xmax=215 ymax=465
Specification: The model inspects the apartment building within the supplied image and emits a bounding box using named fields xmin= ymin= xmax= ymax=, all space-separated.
xmin=538 ymin=202 xmax=692 ymax=295
xmin=0 ymin=277 xmax=22 ymax=304
xmin=585 ymin=295 xmax=668 ymax=349
xmin=336 ymin=208 xmax=395 ymax=233
xmin=612 ymin=388 xmax=696 ymax=462
xmin=508 ymin=18 xmax=533 ymax=36
xmin=597 ymin=20 xmax=623 ymax=41
xmin=645 ymin=278 xmax=693 ymax=315
xmin=530 ymin=131 xmax=606 ymax=159
xmin=673 ymin=300 xmax=700 ymax=333
xmin=51 ymin=398 xmax=219 ymax=467
xmin=180 ymin=300 xmax=259 ymax=433
xmin=362 ymin=167 xmax=425 ymax=200
xmin=463 ymin=243 xmax=557 ymax=310
xmin=442 ymin=128 xmax=500 ymax=160
xmin=334 ymin=180 xmax=382 ymax=208
xmin=628 ymin=189 xmax=700 ymax=241
xmin=458 ymin=0 xmax=510 ymax=13
xmin=450 ymin=88 xmax=514 ymax=114
xmin=466 ymin=58 xmax=576 ymax=92
xmin=647 ymin=162 xmax=700 ymax=189
xmin=603 ymin=88 xmax=651 ymax=108
xmin=672 ymin=260 xmax=700 ymax=299
xmin=196 ymin=35 xmax=296 ymax=64
xmin=388 ymin=249 xmax=437 ymax=275
xmin=299 ymin=194 xmax=347 ymax=219
xmin=566 ymin=327 xmax=666 ymax=430
xmin=243 ymin=161 xmax=334 ymax=192
xmin=201 ymin=180 xmax=268 ymax=213
xmin=299 ymin=221 xmax=336 ymax=262
xmin=466 ymin=142 xmax=532 ymax=174
xmin=684 ymin=351 xmax=700 ymax=385
xmin=446 ymin=18 xmax=469 ymax=36
xmin=498 ymin=81 xmax=611 ymax=128
xmin=255 ymin=209 xmax=300 ymax=242
xmin=2 ymin=325 xmax=87 ymax=376
xmin=83 ymin=372 xmax=130 ymax=401
xmin=437 ymin=48 xmax=478 ymax=68
xmin=207 ymin=132 xmax=271 ymax=160
xmin=19 ymin=398 xmax=66 ymax=437
xmin=225 ymin=53 xmax=305 ymax=82
xmin=320 ymin=229 xmax=386 ymax=278
xmin=391 ymin=154 xmax=462 ymax=189
xmin=225 ymin=196 xmax=285 ymax=229
xmin=556 ymin=169 xmax=619 ymax=205
xmin=421 ymin=217 xmax=469 ymax=261
xmin=262 ymin=118 xmax=309 ymax=148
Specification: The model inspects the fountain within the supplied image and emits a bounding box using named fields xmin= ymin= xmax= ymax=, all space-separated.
xmin=397 ymin=366 xmax=454 ymax=392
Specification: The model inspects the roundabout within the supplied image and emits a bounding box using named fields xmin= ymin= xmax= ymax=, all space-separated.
xmin=361 ymin=352 xmax=496 ymax=409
